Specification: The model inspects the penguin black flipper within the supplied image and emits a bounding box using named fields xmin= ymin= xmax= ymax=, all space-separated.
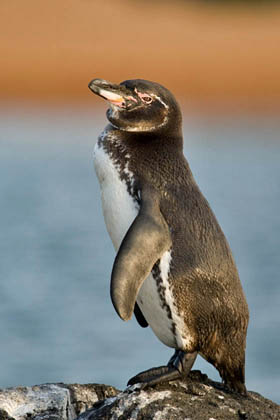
xmin=134 ymin=302 xmax=148 ymax=328
xmin=110 ymin=185 xmax=172 ymax=322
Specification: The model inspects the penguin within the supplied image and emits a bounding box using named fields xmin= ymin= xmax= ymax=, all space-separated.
xmin=88 ymin=78 xmax=249 ymax=395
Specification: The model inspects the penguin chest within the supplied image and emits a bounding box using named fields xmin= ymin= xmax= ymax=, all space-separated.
xmin=93 ymin=141 xmax=138 ymax=250
xmin=94 ymin=137 xmax=192 ymax=352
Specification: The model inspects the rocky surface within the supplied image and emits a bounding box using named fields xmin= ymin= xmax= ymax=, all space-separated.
xmin=0 ymin=383 xmax=118 ymax=420
xmin=0 ymin=371 xmax=279 ymax=420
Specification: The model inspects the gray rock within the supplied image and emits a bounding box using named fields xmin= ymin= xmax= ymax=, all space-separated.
xmin=77 ymin=371 xmax=280 ymax=420
xmin=0 ymin=371 xmax=279 ymax=420
xmin=0 ymin=383 xmax=118 ymax=420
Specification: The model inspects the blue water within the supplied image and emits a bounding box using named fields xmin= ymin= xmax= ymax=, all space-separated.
xmin=0 ymin=104 xmax=279 ymax=403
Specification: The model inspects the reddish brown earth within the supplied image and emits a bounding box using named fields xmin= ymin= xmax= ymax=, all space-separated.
xmin=1 ymin=0 xmax=280 ymax=112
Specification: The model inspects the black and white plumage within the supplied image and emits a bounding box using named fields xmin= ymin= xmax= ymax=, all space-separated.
xmin=89 ymin=78 xmax=249 ymax=394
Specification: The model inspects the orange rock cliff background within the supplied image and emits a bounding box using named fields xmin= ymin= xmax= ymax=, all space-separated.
xmin=1 ymin=0 xmax=280 ymax=112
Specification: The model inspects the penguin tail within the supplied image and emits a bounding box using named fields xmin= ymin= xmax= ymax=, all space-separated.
xmin=219 ymin=360 xmax=247 ymax=396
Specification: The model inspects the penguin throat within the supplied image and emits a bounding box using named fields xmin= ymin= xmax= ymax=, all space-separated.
xmin=107 ymin=108 xmax=169 ymax=133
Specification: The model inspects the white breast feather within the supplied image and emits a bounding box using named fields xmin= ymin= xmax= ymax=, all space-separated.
xmin=94 ymin=141 xmax=138 ymax=250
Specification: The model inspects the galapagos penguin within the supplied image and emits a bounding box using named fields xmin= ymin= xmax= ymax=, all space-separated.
xmin=88 ymin=78 xmax=249 ymax=394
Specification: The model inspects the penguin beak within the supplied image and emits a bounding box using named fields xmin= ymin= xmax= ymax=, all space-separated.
xmin=88 ymin=78 xmax=138 ymax=109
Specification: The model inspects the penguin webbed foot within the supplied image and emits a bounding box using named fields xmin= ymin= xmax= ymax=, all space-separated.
xmin=127 ymin=350 xmax=197 ymax=388
xmin=127 ymin=365 xmax=181 ymax=389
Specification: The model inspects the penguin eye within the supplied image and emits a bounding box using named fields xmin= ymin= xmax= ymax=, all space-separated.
xmin=141 ymin=95 xmax=153 ymax=104
xmin=134 ymin=88 xmax=153 ymax=104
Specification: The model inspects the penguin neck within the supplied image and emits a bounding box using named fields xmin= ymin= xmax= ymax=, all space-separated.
xmin=109 ymin=125 xmax=183 ymax=153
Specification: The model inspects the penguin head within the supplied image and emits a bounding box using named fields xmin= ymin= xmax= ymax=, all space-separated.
xmin=88 ymin=78 xmax=182 ymax=134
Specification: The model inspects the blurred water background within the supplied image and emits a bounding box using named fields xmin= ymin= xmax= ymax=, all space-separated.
xmin=0 ymin=0 xmax=280 ymax=407
xmin=0 ymin=104 xmax=279 ymax=403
